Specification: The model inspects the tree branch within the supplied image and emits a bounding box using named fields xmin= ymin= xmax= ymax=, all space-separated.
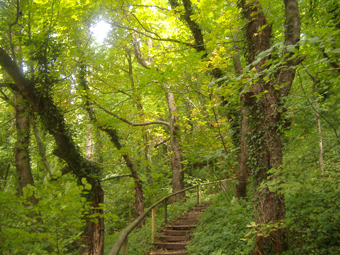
xmin=128 ymin=12 xmax=162 ymax=39
xmin=298 ymin=71 xmax=340 ymax=144
xmin=131 ymin=33 xmax=151 ymax=69
xmin=0 ymin=82 xmax=20 ymax=92
xmin=130 ymin=4 xmax=169 ymax=11
xmin=154 ymin=138 xmax=170 ymax=148
xmin=94 ymin=102 xmax=170 ymax=127
xmin=322 ymin=51 xmax=340 ymax=72
xmin=109 ymin=22 xmax=193 ymax=48
xmin=101 ymin=174 xmax=133 ymax=182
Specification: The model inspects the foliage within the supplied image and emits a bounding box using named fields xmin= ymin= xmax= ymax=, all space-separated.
xmin=187 ymin=192 xmax=254 ymax=255
xmin=0 ymin=0 xmax=339 ymax=254
xmin=0 ymin=177 xmax=87 ymax=254
xmin=260 ymin=159 xmax=340 ymax=254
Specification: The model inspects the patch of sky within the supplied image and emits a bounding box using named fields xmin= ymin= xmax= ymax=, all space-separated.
xmin=90 ymin=19 xmax=111 ymax=44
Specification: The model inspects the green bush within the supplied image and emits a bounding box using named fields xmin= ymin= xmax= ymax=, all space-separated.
xmin=283 ymin=171 xmax=340 ymax=254
xmin=187 ymin=193 xmax=254 ymax=255
xmin=0 ymin=177 xmax=86 ymax=254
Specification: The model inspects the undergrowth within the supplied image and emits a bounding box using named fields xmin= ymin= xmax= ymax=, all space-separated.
xmin=187 ymin=192 xmax=254 ymax=255
xmin=104 ymin=191 xmax=214 ymax=255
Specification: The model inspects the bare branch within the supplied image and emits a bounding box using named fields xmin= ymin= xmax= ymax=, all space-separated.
xmin=316 ymin=67 xmax=340 ymax=76
xmin=95 ymin=78 xmax=132 ymax=97
xmin=109 ymin=22 xmax=193 ymax=47
xmin=94 ymin=102 xmax=170 ymax=127
xmin=101 ymin=174 xmax=133 ymax=182
xmin=298 ymin=71 xmax=340 ymax=144
xmin=130 ymin=4 xmax=169 ymax=11
xmin=301 ymin=63 xmax=314 ymax=80
xmin=9 ymin=0 xmax=21 ymax=61
xmin=131 ymin=33 xmax=151 ymax=69
xmin=322 ymin=50 xmax=340 ymax=71
xmin=129 ymin=12 xmax=162 ymax=39
xmin=0 ymin=89 xmax=11 ymax=103
xmin=154 ymin=138 xmax=170 ymax=148
xmin=0 ymin=82 xmax=20 ymax=92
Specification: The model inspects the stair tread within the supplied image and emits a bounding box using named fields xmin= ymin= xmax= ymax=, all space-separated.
xmin=150 ymin=251 xmax=187 ymax=255
xmin=148 ymin=203 xmax=211 ymax=255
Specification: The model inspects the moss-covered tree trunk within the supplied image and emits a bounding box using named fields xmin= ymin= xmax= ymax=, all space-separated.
xmin=0 ymin=48 xmax=104 ymax=255
xmin=240 ymin=0 xmax=303 ymax=253
xmin=13 ymin=92 xmax=37 ymax=205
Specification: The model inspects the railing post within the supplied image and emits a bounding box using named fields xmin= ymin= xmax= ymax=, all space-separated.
xmin=199 ymin=184 xmax=202 ymax=206
xmin=122 ymin=236 xmax=128 ymax=255
xmin=151 ymin=208 xmax=156 ymax=243
xmin=164 ymin=198 xmax=167 ymax=224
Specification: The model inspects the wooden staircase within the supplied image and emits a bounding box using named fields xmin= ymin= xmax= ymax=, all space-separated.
xmin=149 ymin=204 xmax=211 ymax=255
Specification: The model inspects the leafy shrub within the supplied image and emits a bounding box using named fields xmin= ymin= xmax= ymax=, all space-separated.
xmin=283 ymin=171 xmax=340 ymax=254
xmin=0 ymin=177 xmax=86 ymax=254
xmin=187 ymin=193 xmax=254 ymax=255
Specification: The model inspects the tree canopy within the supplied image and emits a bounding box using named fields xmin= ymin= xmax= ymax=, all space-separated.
xmin=0 ymin=0 xmax=339 ymax=254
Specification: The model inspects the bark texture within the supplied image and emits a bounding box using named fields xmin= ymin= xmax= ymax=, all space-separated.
xmin=14 ymin=92 xmax=37 ymax=205
xmin=166 ymin=88 xmax=185 ymax=201
xmin=32 ymin=120 xmax=51 ymax=175
xmin=240 ymin=0 xmax=302 ymax=253
xmin=169 ymin=0 xmax=205 ymax=53
xmin=233 ymin=53 xmax=249 ymax=198
xmin=85 ymin=129 xmax=105 ymax=255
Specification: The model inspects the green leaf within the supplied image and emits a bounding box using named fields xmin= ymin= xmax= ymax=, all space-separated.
xmin=309 ymin=37 xmax=321 ymax=44
xmin=85 ymin=183 xmax=92 ymax=190
xmin=81 ymin=178 xmax=87 ymax=185
xmin=331 ymin=48 xmax=340 ymax=53
xmin=287 ymin=45 xmax=296 ymax=53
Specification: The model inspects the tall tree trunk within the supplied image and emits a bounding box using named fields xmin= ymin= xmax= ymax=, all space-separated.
xmin=313 ymin=84 xmax=324 ymax=176
xmin=32 ymin=120 xmax=51 ymax=175
xmin=13 ymin=92 xmax=37 ymax=205
xmin=233 ymin=53 xmax=249 ymax=198
xmin=85 ymin=128 xmax=105 ymax=255
xmin=165 ymin=87 xmax=185 ymax=201
xmin=240 ymin=0 xmax=303 ymax=253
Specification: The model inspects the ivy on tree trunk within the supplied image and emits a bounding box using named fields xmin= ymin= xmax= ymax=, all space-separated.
xmin=240 ymin=0 xmax=303 ymax=253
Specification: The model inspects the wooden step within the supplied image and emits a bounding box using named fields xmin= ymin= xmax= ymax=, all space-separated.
xmin=148 ymin=203 xmax=212 ymax=255
xmin=164 ymin=225 xmax=196 ymax=230
xmin=178 ymin=216 xmax=199 ymax=220
xmin=153 ymin=242 xmax=187 ymax=250
xmin=172 ymin=220 xmax=197 ymax=225
xmin=150 ymin=251 xmax=187 ymax=255
xmin=183 ymin=212 xmax=202 ymax=217
xmin=160 ymin=235 xmax=191 ymax=242
xmin=163 ymin=230 xmax=193 ymax=236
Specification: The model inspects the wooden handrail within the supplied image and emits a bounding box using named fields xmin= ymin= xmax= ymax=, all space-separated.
xmin=108 ymin=178 xmax=233 ymax=255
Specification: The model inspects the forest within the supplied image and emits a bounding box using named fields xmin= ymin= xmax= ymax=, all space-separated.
xmin=0 ymin=0 xmax=339 ymax=254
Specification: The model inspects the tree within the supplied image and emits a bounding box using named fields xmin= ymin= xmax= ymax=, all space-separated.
xmin=239 ymin=0 xmax=304 ymax=253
